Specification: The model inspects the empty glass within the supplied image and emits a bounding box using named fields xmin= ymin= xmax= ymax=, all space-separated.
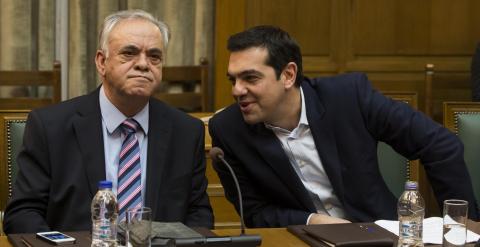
xmin=443 ymin=199 xmax=468 ymax=247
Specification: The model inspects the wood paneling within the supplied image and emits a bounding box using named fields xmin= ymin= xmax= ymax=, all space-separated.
xmin=351 ymin=0 xmax=478 ymax=56
xmin=214 ymin=0 xmax=246 ymax=110
xmin=246 ymin=0 xmax=332 ymax=56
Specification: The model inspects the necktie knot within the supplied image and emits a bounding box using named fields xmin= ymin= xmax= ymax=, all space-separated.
xmin=121 ymin=118 xmax=139 ymax=134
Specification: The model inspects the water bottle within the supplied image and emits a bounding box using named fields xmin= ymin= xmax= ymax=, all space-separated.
xmin=91 ymin=180 xmax=118 ymax=247
xmin=398 ymin=181 xmax=425 ymax=247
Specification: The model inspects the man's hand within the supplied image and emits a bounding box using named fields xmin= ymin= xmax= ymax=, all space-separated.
xmin=307 ymin=213 xmax=351 ymax=225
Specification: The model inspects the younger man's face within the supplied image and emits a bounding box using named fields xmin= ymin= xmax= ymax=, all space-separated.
xmin=227 ymin=47 xmax=290 ymax=125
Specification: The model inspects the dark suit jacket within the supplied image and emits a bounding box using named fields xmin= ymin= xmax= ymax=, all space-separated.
xmin=209 ymin=73 xmax=479 ymax=228
xmin=4 ymin=88 xmax=213 ymax=233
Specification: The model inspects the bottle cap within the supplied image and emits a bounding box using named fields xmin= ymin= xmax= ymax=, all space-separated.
xmin=405 ymin=180 xmax=418 ymax=190
xmin=98 ymin=180 xmax=113 ymax=189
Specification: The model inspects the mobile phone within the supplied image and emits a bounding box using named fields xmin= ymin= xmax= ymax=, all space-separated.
xmin=36 ymin=231 xmax=76 ymax=245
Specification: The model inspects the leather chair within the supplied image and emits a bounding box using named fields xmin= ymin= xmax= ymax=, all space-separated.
xmin=424 ymin=64 xmax=471 ymax=122
xmin=443 ymin=102 xmax=480 ymax=202
xmin=0 ymin=110 xmax=29 ymax=235
xmin=378 ymin=92 xmax=420 ymax=197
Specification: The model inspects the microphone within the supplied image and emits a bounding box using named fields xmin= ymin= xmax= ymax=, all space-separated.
xmin=174 ymin=235 xmax=262 ymax=247
xmin=209 ymin=147 xmax=246 ymax=235
xmin=155 ymin=147 xmax=261 ymax=247
xmin=196 ymin=147 xmax=261 ymax=247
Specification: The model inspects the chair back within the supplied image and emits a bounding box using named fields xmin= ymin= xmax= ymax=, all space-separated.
xmin=443 ymin=102 xmax=480 ymax=202
xmin=425 ymin=64 xmax=471 ymax=122
xmin=0 ymin=110 xmax=29 ymax=212
xmin=155 ymin=60 xmax=209 ymax=112
xmin=0 ymin=62 xmax=61 ymax=110
xmin=378 ymin=91 xmax=420 ymax=197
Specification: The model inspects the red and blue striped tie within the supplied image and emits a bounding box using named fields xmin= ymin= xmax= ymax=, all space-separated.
xmin=118 ymin=118 xmax=142 ymax=220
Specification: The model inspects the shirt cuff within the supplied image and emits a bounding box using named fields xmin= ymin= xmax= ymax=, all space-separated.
xmin=306 ymin=213 xmax=314 ymax=225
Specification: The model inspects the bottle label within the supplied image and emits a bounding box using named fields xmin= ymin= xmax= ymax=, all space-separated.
xmin=99 ymin=220 xmax=111 ymax=239
xmin=400 ymin=220 xmax=422 ymax=238
xmin=93 ymin=219 xmax=116 ymax=241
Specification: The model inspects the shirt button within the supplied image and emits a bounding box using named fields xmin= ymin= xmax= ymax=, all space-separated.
xmin=324 ymin=203 xmax=333 ymax=210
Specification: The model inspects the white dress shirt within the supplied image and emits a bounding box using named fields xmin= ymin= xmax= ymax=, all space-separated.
xmin=99 ymin=86 xmax=149 ymax=205
xmin=265 ymin=88 xmax=347 ymax=223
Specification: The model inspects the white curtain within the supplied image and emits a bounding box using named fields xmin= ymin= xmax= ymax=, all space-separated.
xmin=0 ymin=0 xmax=214 ymax=99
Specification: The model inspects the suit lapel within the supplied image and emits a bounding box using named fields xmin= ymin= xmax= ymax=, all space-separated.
xmin=144 ymin=100 xmax=171 ymax=217
xmin=251 ymin=124 xmax=316 ymax=212
xmin=72 ymin=88 xmax=106 ymax=197
xmin=302 ymin=82 xmax=345 ymax=203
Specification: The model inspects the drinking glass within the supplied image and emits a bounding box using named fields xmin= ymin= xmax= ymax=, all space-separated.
xmin=443 ymin=199 xmax=468 ymax=247
xmin=126 ymin=207 xmax=152 ymax=247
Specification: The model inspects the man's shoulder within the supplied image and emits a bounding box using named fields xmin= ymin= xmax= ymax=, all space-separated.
xmin=303 ymin=72 xmax=372 ymax=100
xmin=210 ymin=104 xmax=242 ymax=125
xmin=208 ymin=105 xmax=251 ymax=140
xmin=306 ymin=72 xmax=369 ymax=88
xmin=32 ymin=92 xmax=95 ymax=119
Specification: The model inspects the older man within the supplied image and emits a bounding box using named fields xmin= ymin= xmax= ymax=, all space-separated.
xmin=4 ymin=10 xmax=213 ymax=233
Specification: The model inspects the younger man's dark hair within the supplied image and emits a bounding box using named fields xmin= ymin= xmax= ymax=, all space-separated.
xmin=227 ymin=25 xmax=303 ymax=86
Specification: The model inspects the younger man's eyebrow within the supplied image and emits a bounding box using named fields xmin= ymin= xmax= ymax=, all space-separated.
xmin=237 ymin=70 xmax=263 ymax=78
xmin=227 ymin=70 xmax=262 ymax=77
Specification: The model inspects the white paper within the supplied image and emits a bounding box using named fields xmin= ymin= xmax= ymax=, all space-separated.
xmin=374 ymin=217 xmax=480 ymax=244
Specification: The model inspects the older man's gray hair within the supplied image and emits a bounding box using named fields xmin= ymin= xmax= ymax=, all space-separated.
xmin=98 ymin=9 xmax=170 ymax=57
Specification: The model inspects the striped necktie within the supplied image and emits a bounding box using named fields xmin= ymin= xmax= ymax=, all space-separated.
xmin=118 ymin=118 xmax=142 ymax=220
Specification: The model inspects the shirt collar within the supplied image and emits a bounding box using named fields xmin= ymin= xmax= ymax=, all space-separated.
xmin=265 ymin=87 xmax=308 ymax=133
xmin=99 ymin=85 xmax=149 ymax=135
xmin=298 ymin=87 xmax=308 ymax=127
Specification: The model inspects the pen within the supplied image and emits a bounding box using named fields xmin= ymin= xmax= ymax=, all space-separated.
xmin=20 ymin=237 xmax=33 ymax=247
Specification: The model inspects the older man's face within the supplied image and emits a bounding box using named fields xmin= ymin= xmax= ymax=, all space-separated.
xmin=96 ymin=19 xmax=164 ymax=101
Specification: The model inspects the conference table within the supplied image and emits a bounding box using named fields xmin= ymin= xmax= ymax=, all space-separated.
xmin=1 ymin=222 xmax=479 ymax=247
xmin=0 ymin=228 xmax=307 ymax=247
xmin=212 ymin=228 xmax=308 ymax=247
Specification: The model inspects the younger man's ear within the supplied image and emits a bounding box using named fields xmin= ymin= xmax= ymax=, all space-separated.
xmin=282 ymin=62 xmax=297 ymax=89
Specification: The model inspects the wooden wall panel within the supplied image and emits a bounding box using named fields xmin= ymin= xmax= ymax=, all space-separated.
xmin=245 ymin=0 xmax=332 ymax=56
xmin=431 ymin=0 xmax=472 ymax=54
xmin=468 ymin=0 xmax=480 ymax=42
xmin=352 ymin=0 xmax=478 ymax=56
xmin=352 ymin=0 xmax=398 ymax=55
xmin=214 ymin=0 xmax=246 ymax=109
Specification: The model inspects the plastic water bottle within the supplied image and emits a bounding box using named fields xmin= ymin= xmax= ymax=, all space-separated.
xmin=91 ymin=180 xmax=118 ymax=247
xmin=398 ymin=181 xmax=425 ymax=247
